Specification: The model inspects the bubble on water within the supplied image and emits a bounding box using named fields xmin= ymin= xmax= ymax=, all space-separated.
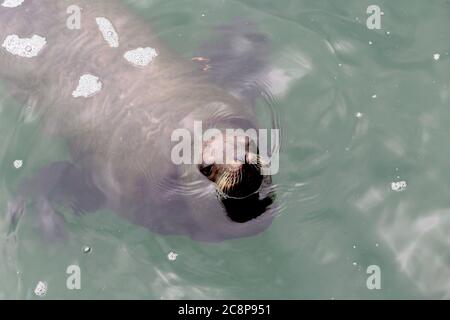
xmin=72 ymin=74 xmax=102 ymax=98
xmin=433 ymin=53 xmax=440 ymax=61
xmin=83 ymin=246 xmax=92 ymax=253
xmin=368 ymin=41 xmax=373 ymax=45
xmin=124 ymin=47 xmax=158 ymax=67
xmin=391 ymin=180 xmax=407 ymax=192
xmin=167 ymin=251 xmax=178 ymax=261
xmin=13 ymin=160 xmax=23 ymax=169
xmin=34 ymin=281 xmax=47 ymax=297
xmin=372 ymin=94 xmax=377 ymax=99
xmin=375 ymin=243 xmax=379 ymax=247
xmin=352 ymin=262 xmax=358 ymax=266
xmin=353 ymin=245 xmax=357 ymax=249
xmin=386 ymin=31 xmax=391 ymax=35
xmin=2 ymin=34 xmax=46 ymax=58
xmin=356 ymin=112 xmax=363 ymax=118
xmin=95 ymin=17 xmax=119 ymax=48
xmin=1 ymin=0 xmax=24 ymax=8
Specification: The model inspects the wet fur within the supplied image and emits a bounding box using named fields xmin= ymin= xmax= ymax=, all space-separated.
xmin=0 ymin=0 xmax=275 ymax=241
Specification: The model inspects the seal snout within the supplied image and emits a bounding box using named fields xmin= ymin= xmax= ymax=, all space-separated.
xmin=197 ymin=131 xmax=275 ymax=223
xmin=198 ymin=135 xmax=264 ymax=199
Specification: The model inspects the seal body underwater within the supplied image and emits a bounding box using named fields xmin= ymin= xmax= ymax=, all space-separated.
xmin=0 ymin=0 xmax=277 ymax=241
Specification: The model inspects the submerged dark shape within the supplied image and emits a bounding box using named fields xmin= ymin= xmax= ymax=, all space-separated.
xmin=1 ymin=0 xmax=277 ymax=242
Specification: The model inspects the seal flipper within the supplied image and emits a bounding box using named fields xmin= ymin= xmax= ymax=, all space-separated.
xmin=7 ymin=161 xmax=106 ymax=240
xmin=194 ymin=20 xmax=271 ymax=106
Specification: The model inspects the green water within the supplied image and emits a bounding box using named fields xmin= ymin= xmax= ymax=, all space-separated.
xmin=1 ymin=0 xmax=450 ymax=299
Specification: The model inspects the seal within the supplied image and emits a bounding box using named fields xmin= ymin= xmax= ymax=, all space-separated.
xmin=0 ymin=0 xmax=277 ymax=241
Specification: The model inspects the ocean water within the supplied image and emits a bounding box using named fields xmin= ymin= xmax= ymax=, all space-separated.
xmin=0 ymin=0 xmax=449 ymax=299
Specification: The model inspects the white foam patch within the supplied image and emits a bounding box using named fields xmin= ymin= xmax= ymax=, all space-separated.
xmin=72 ymin=74 xmax=102 ymax=98
xmin=34 ymin=281 xmax=47 ymax=297
xmin=124 ymin=47 xmax=158 ymax=67
xmin=167 ymin=251 xmax=178 ymax=261
xmin=95 ymin=17 xmax=119 ymax=48
xmin=391 ymin=180 xmax=407 ymax=192
xmin=2 ymin=34 xmax=46 ymax=58
xmin=13 ymin=160 xmax=23 ymax=169
xmin=1 ymin=0 xmax=24 ymax=8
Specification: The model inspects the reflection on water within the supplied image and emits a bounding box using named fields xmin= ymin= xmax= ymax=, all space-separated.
xmin=0 ymin=0 xmax=449 ymax=299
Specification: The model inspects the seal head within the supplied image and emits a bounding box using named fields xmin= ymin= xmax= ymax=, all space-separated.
xmin=198 ymin=132 xmax=273 ymax=222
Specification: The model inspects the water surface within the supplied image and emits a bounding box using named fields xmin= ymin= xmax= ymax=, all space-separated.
xmin=1 ymin=0 xmax=450 ymax=299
